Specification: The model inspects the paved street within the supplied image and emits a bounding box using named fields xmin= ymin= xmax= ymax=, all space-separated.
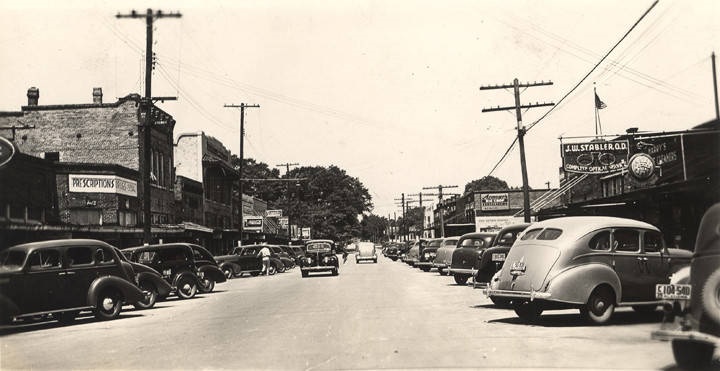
xmin=0 ymin=253 xmax=691 ymax=370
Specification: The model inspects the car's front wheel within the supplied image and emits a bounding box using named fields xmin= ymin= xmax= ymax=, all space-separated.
xmin=199 ymin=277 xmax=215 ymax=293
xmin=134 ymin=281 xmax=158 ymax=310
xmin=701 ymin=269 xmax=720 ymax=324
xmin=277 ymin=264 xmax=285 ymax=274
xmin=95 ymin=289 xmax=122 ymax=320
xmin=671 ymin=339 xmax=715 ymax=369
xmin=222 ymin=266 xmax=233 ymax=279
xmin=581 ymin=286 xmax=615 ymax=325
xmin=176 ymin=276 xmax=198 ymax=299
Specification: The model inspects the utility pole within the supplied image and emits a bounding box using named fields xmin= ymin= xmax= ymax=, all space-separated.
xmin=276 ymin=162 xmax=299 ymax=241
xmin=117 ymin=8 xmax=181 ymax=244
xmin=712 ymin=52 xmax=719 ymax=120
xmin=480 ymin=79 xmax=554 ymax=223
xmin=394 ymin=193 xmax=416 ymax=241
xmin=422 ymin=185 xmax=458 ymax=237
xmin=225 ymin=103 xmax=260 ymax=245
xmin=408 ymin=192 xmax=437 ymax=238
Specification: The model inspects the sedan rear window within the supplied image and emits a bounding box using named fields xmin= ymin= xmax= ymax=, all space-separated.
xmin=460 ymin=238 xmax=487 ymax=248
xmin=537 ymin=228 xmax=563 ymax=240
xmin=521 ymin=229 xmax=543 ymax=240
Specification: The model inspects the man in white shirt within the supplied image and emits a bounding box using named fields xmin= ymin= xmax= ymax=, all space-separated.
xmin=258 ymin=246 xmax=271 ymax=275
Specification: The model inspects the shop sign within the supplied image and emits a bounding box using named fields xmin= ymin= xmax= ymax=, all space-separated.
xmin=69 ymin=174 xmax=137 ymax=197
xmin=0 ymin=136 xmax=16 ymax=169
xmin=628 ymin=153 xmax=656 ymax=180
xmin=479 ymin=193 xmax=509 ymax=211
xmin=266 ymin=209 xmax=283 ymax=218
xmin=279 ymin=217 xmax=289 ymax=228
xmin=300 ymin=227 xmax=311 ymax=239
xmin=562 ymin=140 xmax=629 ymax=174
xmin=475 ymin=216 xmax=530 ymax=232
xmin=243 ymin=216 xmax=263 ymax=231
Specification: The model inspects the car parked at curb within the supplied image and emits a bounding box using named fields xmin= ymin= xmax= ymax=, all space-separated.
xmin=404 ymin=241 xmax=423 ymax=266
xmin=215 ymin=245 xmax=285 ymax=277
xmin=433 ymin=237 xmax=461 ymax=275
xmin=113 ymin=247 xmax=172 ymax=310
xmin=188 ymin=244 xmax=227 ymax=293
xmin=416 ymin=238 xmax=443 ymax=272
xmin=271 ymin=245 xmax=295 ymax=271
xmin=121 ymin=244 xmax=204 ymax=300
xmin=355 ymin=241 xmax=378 ymax=264
xmin=447 ymin=232 xmax=497 ymax=285
xmin=300 ymin=239 xmax=339 ymax=277
xmin=472 ymin=223 xmax=531 ymax=292
xmin=652 ymin=203 xmax=720 ymax=369
xmin=486 ymin=216 xmax=692 ymax=325
xmin=0 ymin=239 xmax=146 ymax=325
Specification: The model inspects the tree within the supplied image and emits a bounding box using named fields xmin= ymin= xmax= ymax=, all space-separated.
xmin=230 ymin=156 xmax=283 ymax=202
xmin=360 ymin=214 xmax=388 ymax=242
xmin=464 ymin=175 xmax=509 ymax=194
xmin=397 ymin=206 xmax=424 ymax=239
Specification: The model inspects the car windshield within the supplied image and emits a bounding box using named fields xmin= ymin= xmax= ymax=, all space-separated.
xmin=460 ymin=238 xmax=488 ymax=248
xmin=307 ymin=242 xmax=332 ymax=251
xmin=428 ymin=240 xmax=442 ymax=248
xmin=0 ymin=250 xmax=26 ymax=270
xmin=442 ymin=239 xmax=458 ymax=246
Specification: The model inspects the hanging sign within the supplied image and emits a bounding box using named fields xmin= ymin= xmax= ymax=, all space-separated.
xmin=562 ymin=140 xmax=629 ymax=174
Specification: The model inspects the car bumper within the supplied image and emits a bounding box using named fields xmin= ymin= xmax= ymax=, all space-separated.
xmin=415 ymin=262 xmax=433 ymax=267
xmin=485 ymin=288 xmax=552 ymax=301
xmin=301 ymin=266 xmax=335 ymax=271
xmin=356 ymin=257 xmax=376 ymax=261
xmin=448 ymin=268 xmax=475 ymax=275
xmin=433 ymin=263 xmax=447 ymax=268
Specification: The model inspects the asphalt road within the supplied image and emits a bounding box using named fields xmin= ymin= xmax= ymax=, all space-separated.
xmin=0 ymin=253 xmax=708 ymax=370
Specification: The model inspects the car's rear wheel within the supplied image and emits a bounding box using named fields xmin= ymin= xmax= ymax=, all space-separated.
xmin=581 ymin=286 xmax=615 ymax=325
xmin=95 ymin=289 xmax=122 ymax=320
xmin=671 ymin=339 xmax=715 ymax=369
xmin=277 ymin=264 xmax=285 ymax=274
xmin=513 ymin=301 xmax=543 ymax=323
xmin=176 ymin=276 xmax=198 ymax=299
xmin=701 ymin=269 xmax=720 ymax=325
xmin=222 ymin=266 xmax=233 ymax=279
xmin=267 ymin=265 xmax=277 ymax=276
xmin=134 ymin=281 xmax=158 ymax=310
xmin=199 ymin=277 xmax=215 ymax=293
xmin=454 ymin=274 xmax=469 ymax=285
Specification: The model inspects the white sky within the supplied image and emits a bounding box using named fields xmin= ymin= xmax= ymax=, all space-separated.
xmin=1 ymin=0 xmax=718 ymax=218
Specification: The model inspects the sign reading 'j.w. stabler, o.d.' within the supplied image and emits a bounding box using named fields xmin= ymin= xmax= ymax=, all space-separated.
xmin=562 ymin=140 xmax=629 ymax=174
xmin=69 ymin=174 xmax=138 ymax=197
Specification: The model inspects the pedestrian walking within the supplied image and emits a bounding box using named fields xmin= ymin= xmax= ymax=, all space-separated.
xmin=258 ymin=245 xmax=271 ymax=275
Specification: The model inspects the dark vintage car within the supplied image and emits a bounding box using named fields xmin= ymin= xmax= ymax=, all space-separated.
xmin=447 ymin=232 xmax=497 ymax=285
xmin=432 ymin=237 xmax=461 ymax=275
xmin=384 ymin=244 xmax=401 ymax=261
xmin=0 ymin=239 xmax=146 ymax=324
xmin=416 ymin=238 xmax=443 ymax=272
xmin=188 ymin=244 xmax=227 ymax=293
xmin=271 ymin=245 xmax=295 ymax=271
xmin=472 ymin=223 xmax=531 ymax=291
xmin=113 ymin=247 xmax=172 ymax=310
xmin=486 ymin=216 xmax=692 ymax=324
xmin=215 ymin=245 xmax=285 ymax=277
xmin=652 ymin=203 xmax=720 ymax=369
xmin=300 ymin=239 xmax=339 ymax=277
xmin=122 ymin=244 xmax=203 ymax=300
xmin=280 ymin=245 xmax=304 ymax=266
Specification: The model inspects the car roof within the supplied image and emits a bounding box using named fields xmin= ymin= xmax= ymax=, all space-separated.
xmin=8 ymin=239 xmax=112 ymax=251
xmin=521 ymin=216 xmax=659 ymax=242
xmin=459 ymin=232 xmax=497 ymax=239
xmin=123 ymin=243 xmax=194 ymax=252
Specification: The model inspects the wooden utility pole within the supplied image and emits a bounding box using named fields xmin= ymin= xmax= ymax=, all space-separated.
xmin=117 ymin=8 xmax=181 ymax=244
xmin=408 ymin=192 xmax=436 ymax=238
xmin=422 ymin=185 xmax=458 ymax=237
xmin=712 ymin=52 xmax=719 ymax=120
xmin=480 ymin=79 xmax=554 ymax=223
xmin=276 ymin=162 xmax=300 ymax=240
xmin=225 ymin=103 xmax=260 ymax=245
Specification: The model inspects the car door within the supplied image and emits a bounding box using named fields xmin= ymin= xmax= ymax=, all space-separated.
xmin=642 ymin=230 xmax=671 ymax=300
xmin=611 ymin=228 xmax=645 ymax=302
xmin=62 ymin=245 xmax=100 ymax=308
xmin=238 ymin=247 xmax=261 ymax=271
xmin=23 ymin=248 xmax=64 ymax=312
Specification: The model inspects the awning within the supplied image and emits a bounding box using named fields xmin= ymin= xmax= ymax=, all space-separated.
xmin=180 ymin=222 xmax=213 ymax=233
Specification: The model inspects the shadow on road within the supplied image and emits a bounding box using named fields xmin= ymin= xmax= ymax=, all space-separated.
xmin=488 ymin=310 xmax=664 ymax=327
xmin=0 ymin=313 xmax=145 ymax=336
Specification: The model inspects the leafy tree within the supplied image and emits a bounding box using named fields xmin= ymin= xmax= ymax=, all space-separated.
xmin=464 ymin=175 xmax=509 ymax=194
xmin=360 ymin=214 xmax=388 ymax=242
xmin=397 ymin=206 xmax=424 ymax=238
xmin=230 ymin=156 xmax=283 ymax=202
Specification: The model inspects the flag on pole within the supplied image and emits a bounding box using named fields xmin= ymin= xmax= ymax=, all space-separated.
xmin=595 ymin=92 xmax=607 ymax=109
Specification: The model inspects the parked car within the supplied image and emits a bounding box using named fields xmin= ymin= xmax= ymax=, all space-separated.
xmin=432 ymin=237 xmax=461 ymax=275
xmin=121 ymin=244 xmax=203 ymax=300
xmin=0 ymin=239 xmax=146 ymax=324
xmin=398 ymin=241 xmax=413 ymax=262
xmin=271 ymin=245 xmax=294 ymax=271
xmin=416 ymin=238 xmax=443 ymax=272
xmin=486 ymin=216 xmax=692 ymax=324
xmin=215 ymin=245 xmax=285 ymax=277
xmin=404 ymin=241 xmax=421 ymax=266
xmin=280 ymin=245 xmax=303 ymax=266
xmin=652 ymin=203 xmax=720 ymax=369
xmin=447 ymin=232 xmax=497 ymax=285
xmin=300 ymin=239 xmax=339 ymax=277
xmin=188 ymin=244 xmax=227 ymax=293
xmin=355 ymin=241 xmax=378 ymax=264
xmin=384 ymin=244 xmax=401 ymax=261
xmin=472 ymin=223 xmax=531 ymax=291
xmin=114 ymin=247 xmax=172 ymax=310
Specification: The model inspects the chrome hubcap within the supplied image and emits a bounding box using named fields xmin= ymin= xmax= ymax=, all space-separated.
xmin=102 ymin=297 xmax=115 ymax=311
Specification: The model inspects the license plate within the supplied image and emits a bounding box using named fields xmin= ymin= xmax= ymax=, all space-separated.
xmin=656 ymin=284 xmax=691 ymax=300
xmin=492 ymin=253 xmax=506 ymax=262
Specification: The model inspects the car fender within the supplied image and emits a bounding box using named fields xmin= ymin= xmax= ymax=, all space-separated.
xmin=172 ymin=271 xmax=200 ymax=288
xmin=219 ymin=262 xmax=240 ymax=275
xmin=88 ymin=276 xmax=146 ymax=306
xmin=545 ymin=264 xmax=621 ymax=305
xmin=0 ymin=293 xmax=20 ymax=321
xmin=198 ymin=265 xmax=227 ymax=283
xmin=136 ymin=271 xmax=173 ymax=297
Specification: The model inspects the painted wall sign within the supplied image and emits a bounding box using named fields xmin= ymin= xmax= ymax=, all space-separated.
xmin=562 ymin=140 xmax=629 ymax=174
xmin=0 ymin=136 xmax=16 ymax=168
xmin=266 ymin=209 xmax=283 ymax=218
xmin=243 ymin=216 xmax=263 ymax=231
xmin=69 ymin=174 xmax=138 ymax=197
xmin=480 ymin=193 xmax=510 ymax=211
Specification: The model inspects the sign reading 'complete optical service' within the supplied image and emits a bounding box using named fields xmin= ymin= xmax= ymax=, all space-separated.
xmin=69 ymin=174 xmax=138 ymax=197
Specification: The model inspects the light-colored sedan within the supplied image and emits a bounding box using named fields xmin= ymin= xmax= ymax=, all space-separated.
xmin=432 ymin=237 xmax=460 ymax=275
xmin=486 ymin=216 xmax=692 ymax=324
xmin=355 ymin=242 xmax=378 ymax=264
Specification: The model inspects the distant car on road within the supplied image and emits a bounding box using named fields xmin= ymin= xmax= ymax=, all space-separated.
xmin=652 ymin=203 xmax=720 ymax=369
xmin=447 ymin=232 xmax=497 ymax=285
xmin=0 ymin=239 xmax=146 ymax=324
xmin=486 ymin=216 xmax=692 ymax=324
xmin=355 ymin=241 xmax=378 ymax=264
xmin=432 ymin=237 xmax=460 ymax=275
xmin=300 ymin=239 xmax=339 ymax=277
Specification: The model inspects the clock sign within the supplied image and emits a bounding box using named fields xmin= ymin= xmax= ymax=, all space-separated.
xmin=0 ymin=136 xmax=16 ymax=169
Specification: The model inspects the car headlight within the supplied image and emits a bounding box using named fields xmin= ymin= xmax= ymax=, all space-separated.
xmin=306 ymin=257 xmax=313 ymax=264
